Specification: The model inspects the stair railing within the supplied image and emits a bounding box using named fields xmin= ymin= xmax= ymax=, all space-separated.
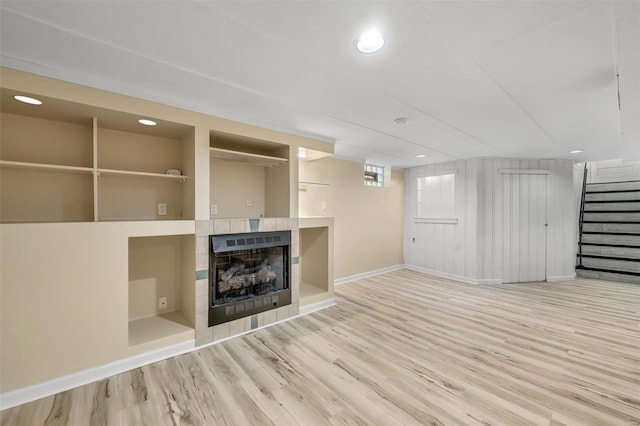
xmin=578 ymin=163 xmax=588 ymax=266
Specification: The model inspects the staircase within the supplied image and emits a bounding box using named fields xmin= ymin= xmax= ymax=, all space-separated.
xmin=576 ymin=179 xmax=640 ymax=284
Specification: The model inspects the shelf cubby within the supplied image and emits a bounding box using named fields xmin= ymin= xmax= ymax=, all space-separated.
xmin=128 ymin=234 xmax=195 ymax=346
xmin=299 ymin=223 xmax=333 ymax=305
xmin=210 ymin=130 xmax=290 ymax=219
xmin=0 ymin=94 xmax=95 ymax=223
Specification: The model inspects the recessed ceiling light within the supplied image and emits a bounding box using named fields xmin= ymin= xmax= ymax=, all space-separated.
xmin=355 ymin=31 xmax=385 ymax=54
xmin=14 ymin=95 xmax=42 ymax=105
xmin=138 ymin=119 xmax=157 ymax=126
xmin=568 ymin=149 xmax=584 ymax=154
xmin=416 ymin=154 xmax=426 ymax=158
xmin=394 ymin=117 xmax=408 ymax=125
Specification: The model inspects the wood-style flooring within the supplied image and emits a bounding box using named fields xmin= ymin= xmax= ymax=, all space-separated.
xmin=2 ymin=269 xmax=639 ymax=425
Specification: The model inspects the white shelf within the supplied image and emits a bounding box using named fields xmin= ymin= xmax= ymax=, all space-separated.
xmin=299 ymin=181 xmax=330 ymax=186
xmin=0 ymin=160 xmax=93 ymax=174
xmin=97 ymin=168 xmax=188 ymax=181
xmin=210 ymin=147 xmax=288 ymax=167
xmin=128 ymin=311 xmax=194 ymax=347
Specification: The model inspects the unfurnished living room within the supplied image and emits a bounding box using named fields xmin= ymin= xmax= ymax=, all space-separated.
xmin=0 ymin=1 xmax=639 ymax=425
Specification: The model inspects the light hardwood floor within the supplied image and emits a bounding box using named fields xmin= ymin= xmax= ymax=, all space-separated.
xmin=2 ymin=269 xmax=639 ymax=425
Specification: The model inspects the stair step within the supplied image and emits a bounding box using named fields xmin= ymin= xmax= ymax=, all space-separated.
xmin=586 ymin=181 xmax=640 ymax=192
xmin=576 ymin=266 xmax=640 ymax=284
xmin=581 ymin=233 xmax=640 ymax=246
xmin=585 ymin=191 xmax=640 ymax=201
xmin=579 ymin=256 xmax=640 ymax=273
xmin=580 ymin=244 xmax=640 ymax=259
xmin=582 ymin=223 xmax=640 ymax=233
xmin=584 ymin=202 xmax=640 ymax=211
xmin=583 ymin=212 xmax=640 ymax=222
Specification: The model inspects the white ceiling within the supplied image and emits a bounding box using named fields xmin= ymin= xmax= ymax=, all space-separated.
xmin=1 ymin=1 xmax=638 ymax=168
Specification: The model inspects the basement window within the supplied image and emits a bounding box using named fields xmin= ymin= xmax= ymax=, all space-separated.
xmin=364 ymin=164 xmax=384 ymax=187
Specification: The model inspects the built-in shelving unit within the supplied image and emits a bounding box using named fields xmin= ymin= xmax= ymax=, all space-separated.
xmin=0 ymin=89 xmax=194 ymax=223
xmin=210 ymin=130 xmax=290 ymax=219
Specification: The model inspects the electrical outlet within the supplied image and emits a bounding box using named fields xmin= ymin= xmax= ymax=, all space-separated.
xmin=157 ymin=203 xmax=167 ymax=216
xmin=246 ymin=196 xmax=252 ymax=207
xmin=159 ymin=296 xmax=167 ymax=310
xmin=455 ymin=243 xmax=461 ymax=251
xmin=210 ymin=204 xmax=218 ymax=215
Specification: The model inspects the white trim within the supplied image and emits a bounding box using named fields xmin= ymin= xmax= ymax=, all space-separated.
xmin=547 ymin=273 xmax=577 ymax=282
xmin=416 ymin=170 xmax=458 ymax=178
xmin=0 ymin=340 xmax=195 ymax=411
xmin=499 ymin=168 xmax=550 ymax=175
xmin=334 ymin=264 xmax=404 ymax=285
xmin=475 ymin=278 xmax=504 ymax=285
xmin=299 ymin=298 xmax=336 ymax=316
xmin=404 ymin=265 xmax=503 ymax=285
xmin=413 ymin=218 xmax=458 ymax=224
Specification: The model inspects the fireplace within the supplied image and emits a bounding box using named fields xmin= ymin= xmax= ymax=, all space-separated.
xmin=209 ymin=231 xmax=291 ymax=326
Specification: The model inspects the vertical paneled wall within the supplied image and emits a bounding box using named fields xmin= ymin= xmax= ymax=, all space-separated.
xmin=405 ymin=158 xmax=576 ymax=283
xmin=478 ymin=159 xmax=576 ymax=281
xmin=404 ymin=159 xmax=480 ymax=280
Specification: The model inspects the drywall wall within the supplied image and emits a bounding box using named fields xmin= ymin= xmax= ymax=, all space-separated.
xmin=299 ymin=157 xmax=404 ymax=279
xmin=404 ymin=158 xmax=576 ymax=283
xmin=0 ymin=221 xmax=194 ymax=393
xmin=210 ymin=157 xmax=266 ymax=218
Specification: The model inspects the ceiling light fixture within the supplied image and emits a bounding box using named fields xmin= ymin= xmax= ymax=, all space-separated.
xmin=416 ymin=154 xmax=426 ymax=158
xmin=568 ymin=149 xmax=584 ymax=154
xmin=394 ymin=117 xmax=408 ymax=125
xmin=355 ymin=31 xmax=385 ymax=54
xmin=14 ymin=95 xmax=42 ymax=105
xmin=138 ymin=119 xmax=157 ymax=126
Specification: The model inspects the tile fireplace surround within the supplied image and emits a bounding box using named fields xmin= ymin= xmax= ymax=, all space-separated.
xmin=194 ymin=218 xmax=300 ymax=347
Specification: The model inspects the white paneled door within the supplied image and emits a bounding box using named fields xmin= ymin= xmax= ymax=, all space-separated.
xmin=502 ymin=173 xmax=548 ymax=283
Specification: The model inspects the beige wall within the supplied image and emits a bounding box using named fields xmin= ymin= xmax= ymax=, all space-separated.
xmin=299 ymin=158 xmax=404 ymax=279
xmin=210 ymin=157 xmax=266 ymax=218
xmin=0 ymin=221 xmax=194 ymax=392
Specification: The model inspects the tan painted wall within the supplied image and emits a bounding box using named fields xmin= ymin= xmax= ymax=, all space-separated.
xmin=299 ymin=158 xmax=404 ymax=279
xmin=210 ymin=157 xmax=266 ymax=218
xmin=0 ymin=221 xmax=194 ymax=392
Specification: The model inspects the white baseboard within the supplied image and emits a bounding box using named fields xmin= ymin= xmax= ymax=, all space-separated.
xmin=299 ymin=298 xmax=336 ymax=316
xmin=0 ymin=340 xmax=195 ymax=411
xmin=334 ymin=264 xmax=404 ymax=286
xmin=404 ymin=264 xmax=479 ymax=284
xmin=404 ymin=264 xmax=503 ymax=285
xmin=475 ymin=278 xmax=503 ymax=285
xmin=547 ymin=273 xmax=576 ymax=282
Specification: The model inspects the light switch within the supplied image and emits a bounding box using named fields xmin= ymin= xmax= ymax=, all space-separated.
xmin=246 ymin=196 xmax=252 ymax=207
xmin=210 ymin=204 xmax=218 ymax=215
xmin=157 ymin=203 xmax=167 ymax=216
xmin=321 ymin=201 xmax=327 ymax=212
